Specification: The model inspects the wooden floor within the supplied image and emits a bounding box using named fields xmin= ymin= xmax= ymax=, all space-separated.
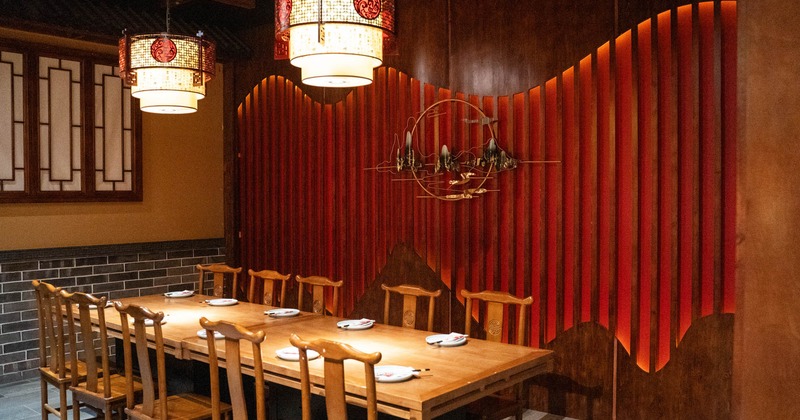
xmin=0 ymin=378 xmax=572 ymax=420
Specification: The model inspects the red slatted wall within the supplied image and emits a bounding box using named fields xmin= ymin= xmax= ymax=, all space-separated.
xmin=236 ymin=1 xmax=736 ymax=371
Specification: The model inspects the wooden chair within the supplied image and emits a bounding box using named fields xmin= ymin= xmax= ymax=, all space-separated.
xmin=289 ymin=334 xmax=382 ymax=420
xmin=32 ymin=280 xmax=86 ymax=419
xmin=114 ymin=302 xmax=229 ymax=420
xmin=199 ymin=317 xmax=266 ymax=420
xmin=461 ymin=289 xmax=534 ymax=420
xmin=62 ymin=290 xmax=143 ymax=420
xmin=381 ymin=284 xmax=441 ymax=331
xmin=295 ymin=275 xmax=343 ymax=316
xmin=196 ymin=263 xmax=242 ymax=298
xmin=246 ymin=269 xmax=291 ymax=305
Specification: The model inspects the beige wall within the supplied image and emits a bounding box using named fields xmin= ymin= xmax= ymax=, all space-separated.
xmin=734 ymin=0 xmax=800 ymax=417
xmin=0 ymin=31 xmax=224 ymax=251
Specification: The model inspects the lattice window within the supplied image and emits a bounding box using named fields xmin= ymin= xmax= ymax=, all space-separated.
xmin=0 ymin=42 xmax=141 ymax=202
xmin=0 ymin=50 xmax=24 ymax=192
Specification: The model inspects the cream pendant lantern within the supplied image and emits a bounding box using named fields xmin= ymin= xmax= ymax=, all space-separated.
xmin=275 ymin=0 xmax=396 ymax=87
xmin=119 ymin=3 xmax=215 ymax=114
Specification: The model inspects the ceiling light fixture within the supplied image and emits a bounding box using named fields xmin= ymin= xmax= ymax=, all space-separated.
xmin=119 ymin=2 xmax=216 ymax=114
xmin=275 ymin=0 xmax=396 ymax=87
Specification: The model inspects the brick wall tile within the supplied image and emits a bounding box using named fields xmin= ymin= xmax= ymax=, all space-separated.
xmin=2 ymin=301 xmax=36 ymax=314
xmin=40 ymin=259 xmax=75 ymax=269
xmin=75 ymin=256 xmax=108 ymax=266
xmin=139 ymin=269 xmax=167 ymax=279
xmin=46 ymin=277 xmax=76 ymax=288
xmin=4 ymin=360 xmax=37 ymax=374
xmin=0 ymin=262 xmax=37 ymax=272
xmin=0 ymin=313 xmax=20 ymax=324
xmin=1 ymin=319 xmax=38 ymax=334
xmin=20 ymin=330 xmax=39 ymax=341
xmin=108 ymin=272 xmax=137 ymax=282
xmin=181 ymin=257 xmax=206 ymax=266
xmin=139 ymin=286 xmax=170 ymax=296
xmin=60 ymin=266 xmax=93 ymax=277
xmin=167 ymin=266 xmax=195 ymax=277
xmin=0 ymin=351 xmax=25 ymax=365
xmin=193 ymin=248 xmax=219 ymax=257
xmin=0 ymin=333 xmax=21 ymax=345
xmin=207 ymin=255 xmax=226 ymax=264
xmin=21 ymin=269 xmax=60 ymax=281
xmin=154 ymin=259 xmax=183 ymax=269
xmin=2 ymin=339 xmax=37 ymax=353
xmin=125 ymin=279 xmax=153 ymax=289
xmin=0 ymin=293 xmax=20 ymax=304
xmin=77 ymin=274 xmax=109 ymax=285
xmin=139 ymin=252 xmax=167 ymax=261
xmin=2 ymin=280 xmax=32 ymax=293
xmin=93 ymin=264 xmax=126 ymax=274
xmin=19 ymin=310 xmax=37 ymax=321
xmin=107 ymin=254 xmax=137 ymax=264
xmin=0 ymin=273 xmax=22 ymax=283
xmin=92 ymin=281 xmax=126 ymax=293
xmin=109 ymin=289 xmax=139 ymax=299
xmin=167 ymin=250 xmax=193 ymax=259
xmin=125 ymin=261 xmax=153 ymax=272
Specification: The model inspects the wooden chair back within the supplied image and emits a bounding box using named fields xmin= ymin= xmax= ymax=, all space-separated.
xmin=199 ymin=318 xmax=267 ymax=420
xmin=381 ymin=284 xmax=441 ymax=331
xmin=295 ymin=275 xmax=343 ymax=316
xmin=32 ymin=280 xmax=68 ymax=381
xmin=289 ymin=334 xmax=382 ymax=420
xmin=62 ymin=291 xmax=111 ymax=398
xmin=247 ymin=269 xmax=291 ymax=305
xmin=114 ymin=302 xmax=167 ymax=420
xmin=460 ymin=289 xmax=533 ymax=345
xmin=197 ymin=263 xmax=242 ymax=298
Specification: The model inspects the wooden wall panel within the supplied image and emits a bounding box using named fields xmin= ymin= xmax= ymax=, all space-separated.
xmin=236 ymin=2 xmax=736 ymax=415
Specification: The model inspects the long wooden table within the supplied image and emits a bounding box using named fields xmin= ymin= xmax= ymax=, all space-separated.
xmin=99 ymin=294 xmax=553 ymax=420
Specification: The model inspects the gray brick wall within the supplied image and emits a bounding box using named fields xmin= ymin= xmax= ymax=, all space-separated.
xmin=0 ymin=239 xmax=225 ymax=384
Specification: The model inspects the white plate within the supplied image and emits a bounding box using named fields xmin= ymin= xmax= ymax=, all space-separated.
xmin=374 ymin=365 xmax=415 ymax=383
xmin=207 ymin=298 xmax=238 ymax=306
xmin=88 ymin=301 xmax=113 ymax=309
xmin=164 ymin=290 xmax=194 ymax=298
xmin=142 ymin=318 xmax=167 ymax=327
xmin=275 ymin=346 xmax=320 ymax=361
xmin=197 ymin=329 xmax=225 ymax=340
xmin=265 ymin=308 xmax=300 ymax=317
xmin=425 ymin=333 xmax=468 ymax=347
xmin=337 ymin=319 xmax=375 ymax=330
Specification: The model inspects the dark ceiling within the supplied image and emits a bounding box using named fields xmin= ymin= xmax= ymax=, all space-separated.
xmin=0 ymin=0 xmax=273 ymax=59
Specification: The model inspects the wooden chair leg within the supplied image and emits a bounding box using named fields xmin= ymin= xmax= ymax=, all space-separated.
xmin=73 ymin=395 xmax=82 ymax=420
xmin=59 ymin=384 xmax=68 ymax=419
xmin=39 ymin=378 xmax=48 ymax=420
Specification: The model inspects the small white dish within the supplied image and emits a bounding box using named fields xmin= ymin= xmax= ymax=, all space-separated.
xmin=275 ymin=346 xmax=320 ymax=361
xmin=164 ymin=290 xmax=194 ymax=298
xmin=264 ymin=308 xmax=300 ymax=317
xmin=337 ymin=319 xmax=375 ymax=330
xmin=142 ymin=317 xmax=167 ymax=327
xmin=425 ymin=333 xmax=468 ymax=347
xmin=206 ymin=298 xmax=238 ymax=307
xmin=88 ymin=301 xmax=114 ymax=310
xmin=374 ymin=365 xmax=415 ymax=383
xmin=197 ymin=329 xmax=225 ymax=340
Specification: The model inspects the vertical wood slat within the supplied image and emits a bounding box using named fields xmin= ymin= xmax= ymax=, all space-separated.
xmin=615 ymin=29 xmax=634 ymax=355
xmin=677 ymin=4 xmax=695 ymax=342
xmin=698 ymin=1 xmax=718 ymax=318
xmin=562 ymin=67 xmax=577 ymax=333
xmin=235 ymin=0 xmax=736 ymax=367
xmin=596 ymin=42 xmax=613 ymax=330
xmin=720 ymin=1 xmax=736 ymax=315
xmin=544 ymin=78 xmax=559 ymax=343
xmin=529 ymin=86 xmax=544 ymax=348
xmin=656 ymin=9 xmax=676 ymax=371
xmin=578 ymin=55 xmax=597 ymax=324
xmin=637 ymin=18 xmax=656 ymax=371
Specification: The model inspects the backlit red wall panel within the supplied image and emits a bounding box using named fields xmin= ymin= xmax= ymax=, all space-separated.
xmin=237 ymin=2 xmax=736 ymax=371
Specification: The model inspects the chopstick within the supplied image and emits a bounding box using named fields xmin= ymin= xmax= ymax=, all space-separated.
xmin=412 ymin=368 xmax=430 ymax=372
